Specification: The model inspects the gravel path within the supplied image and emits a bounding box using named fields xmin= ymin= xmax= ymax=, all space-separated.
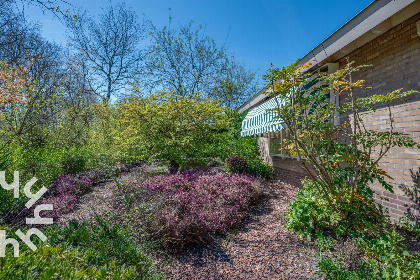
xmin=58 ymin=181 xmax=115 ymax=225
xmin=58 ymin=173 xmax=137 ymax=225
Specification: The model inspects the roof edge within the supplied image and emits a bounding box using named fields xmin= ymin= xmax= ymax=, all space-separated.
xmin=299 ymin=0 xmax=415 ymax=67
xmin=239 ymin=0 xmax=417 ymax=113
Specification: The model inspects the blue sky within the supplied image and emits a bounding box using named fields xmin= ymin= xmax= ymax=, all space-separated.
xmin=22 ymin=0 xmax=373 ymax=83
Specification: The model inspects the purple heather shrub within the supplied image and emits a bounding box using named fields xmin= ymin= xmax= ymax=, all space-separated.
xmin=79 ymin=170 xmax=100 ymax=184
xmin=35 ymin=174 xmax=94 ymax=221
xmin=111 ymin=169 xmax=262 ymax=251
xmin=18 ymin=192 xmax=78 ymax=224
xmin=10 ymin=175 xmax=85 ymax=224
xmin=46 ymin=175 xmax=81 ymax=197
xmin=46 ymin=174 xmax=94 ymax=197
xmin=77 ymin=176 xmax=93 ymax=192
xmin=79 ymin=169 xmax=110 ymax=184
xmin=41 ymin=193 xmax=78 ymax=218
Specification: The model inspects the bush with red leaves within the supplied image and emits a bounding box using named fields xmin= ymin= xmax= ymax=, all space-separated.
xmin=111 ymin=169 xmax=262 ymax=251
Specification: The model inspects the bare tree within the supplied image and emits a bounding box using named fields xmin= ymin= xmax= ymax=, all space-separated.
xmin=0 ymin=4 xmax=69 ymax=145
xmin=142 ymin=19 xmax=258 ymax=106
xmin=0 ymin=0 xmax=97 ymax=151
xmin=211 ymin=54 xmax=259 ymax=110
xmin=2 ymin=0 xmax=77 ymax=22
xmin=66 ymin=3 xmax=143 ymax=102
xmin=61 ymin=49 xmax=97 ymax=103
xmin=143 ymin=20 xmax=227 ymax=97
xmin=0 ymin=1 xmax=33 ymax=53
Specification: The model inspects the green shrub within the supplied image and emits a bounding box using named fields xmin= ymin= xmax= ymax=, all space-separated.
xmin=0 ymin=149 xmax=17 ymax=216
xmin=226 ymin=157 xmax=273 ymax=179
xmin=226 ymin=155 xmax=248 ymax=174
xmin=318 ymin=257 xmax=372 ymax=280
xmin=115 ymin=92 xmax=230 ymax=173
xmin=285 ymin=180 xmax=389 ymax=239
xmin=7 ymin=143 xmax=64 ymax=187
xmin=284 ymin=182 xmax=331 ymax=239
xmin=3 ymin=142 xmax=120 ymax=187
xmin=0 ymin=218 xmax=163 ymax=279
xmin=0 ymin=146 xmax=8 ymax=171
xmin=195 ymin=110 xmax=260 ymax=165
xmin=398 ymin=214 xmax=420 ymax=239
xmin=246 ymin=160 xmax=273 ymax=179
xmin=266 ymin=61 xmax=418 ymax=244
xmin=315 ymin=232 xmax=335 ymax=251
xmin=318 ymin=230 xmax=420 ymax=279
xmin=61 ymin=152 xmax=87 ymax=175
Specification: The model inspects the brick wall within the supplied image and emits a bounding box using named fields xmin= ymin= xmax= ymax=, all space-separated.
xmin=360 ymin=101 xmax=420 ymax=190
xmin=338 ymin=13 xmax=420 ymax=104
xmin=256 ymin=13 xmax=420 ymax=222
xmin=374 ymin=188 xmax=419 ymax=223
xmin=257 ymin=134 xmax=307 ymax=187
xmin=272 ymin=157 xmax=306 ymax=188
xmin=336 ymin=13 xmax=420 ymax=222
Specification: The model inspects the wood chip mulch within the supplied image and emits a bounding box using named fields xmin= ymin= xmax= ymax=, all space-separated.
xmin=155 ymin=181 xmax=322 ymax=280
xmin=59 ymin=174 xmax=323 ymax=279
xmin=58 ymin=181 xmax=115 ymax=226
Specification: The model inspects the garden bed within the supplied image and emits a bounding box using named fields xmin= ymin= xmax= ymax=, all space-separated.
xmin=50 ymin=166 xmax=420 ymax=279
xmin=58 ymin=167 xmax=323 ymax=279
xmin=155 ymin=180 xmax=321 ymax=280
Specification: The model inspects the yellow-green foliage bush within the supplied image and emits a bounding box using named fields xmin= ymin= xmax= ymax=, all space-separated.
xmin=115 ymin=92 xmax=230 ymax=171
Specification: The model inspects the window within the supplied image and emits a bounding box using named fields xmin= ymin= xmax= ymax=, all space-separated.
xmin=269 ymin=129 xmax=291 ymax=157
xmin=268 ymin=63 xmax=339 ymax=157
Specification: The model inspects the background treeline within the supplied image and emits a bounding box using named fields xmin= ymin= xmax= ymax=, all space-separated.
xmin=0 ymin=0 xmax=264 ymax=226
xmin=0 ymin=0 xmax=261 ymax=188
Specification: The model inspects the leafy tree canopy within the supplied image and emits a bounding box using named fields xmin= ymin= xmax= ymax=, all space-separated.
xmin=115 ymin=91 xmax=230 ymax=171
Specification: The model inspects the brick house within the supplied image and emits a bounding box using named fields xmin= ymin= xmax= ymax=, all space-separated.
xmin=239 ymin=0 xmax=420 ymax=222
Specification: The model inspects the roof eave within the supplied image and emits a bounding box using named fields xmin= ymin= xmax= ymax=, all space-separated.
xmin=239 ymin=0 xmax=417 ymax=113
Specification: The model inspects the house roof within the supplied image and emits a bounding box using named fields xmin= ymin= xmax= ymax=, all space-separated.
xmin=238 ymin=0 xmax=419 ymax=113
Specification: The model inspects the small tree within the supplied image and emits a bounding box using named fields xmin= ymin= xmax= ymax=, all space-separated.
xmin=264 ymin=60 xmax=419 ymax=236
xmin=116 ymin=91 xmax=230 ymax=171
xmin=0 ymin=60 xmax=29 ymax=104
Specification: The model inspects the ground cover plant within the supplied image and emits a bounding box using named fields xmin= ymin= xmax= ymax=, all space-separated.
xmin=0 ymin=217 xmax=162 ymax=279
xmin=2 ymin=161 xmax=142 ymax=228
xmin=110 ymin=169 xmax=262 ymax=252
xmin=35 ymin=162 xmax=145 ymax=219
xmin=317 ymin=230 xmax=420 ymax=279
